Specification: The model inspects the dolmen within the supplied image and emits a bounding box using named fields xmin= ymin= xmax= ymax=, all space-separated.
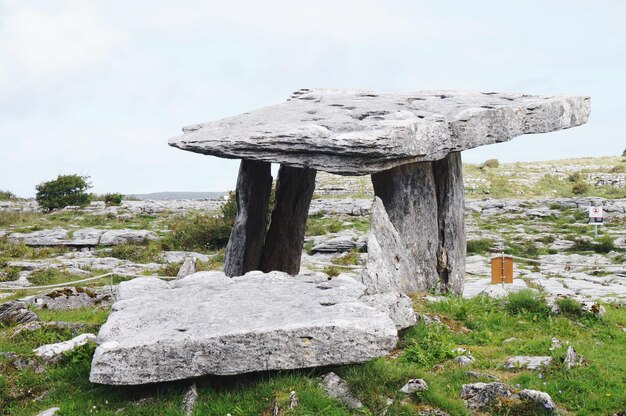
xmin=90 ymin=89 xmax=590 ymax=384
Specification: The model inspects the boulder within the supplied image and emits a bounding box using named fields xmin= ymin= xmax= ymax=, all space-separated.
xmin=90 ymin=271 xmax=398 ymax=385
xmin=170 ymin=89 xmax=590 ymax=175
xmin=0 ymin=301 xmax=39 ymax=325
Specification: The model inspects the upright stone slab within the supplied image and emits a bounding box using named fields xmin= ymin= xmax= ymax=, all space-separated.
xmin=223 ymin=160 xmax=272 ymax=277
xmin=433 ymin=152 xmax=465 ymax=294
xmin=371 ymin=162 xmax=439 ymax=292
xmin=260 ymin=165 xmax=317 ymax=275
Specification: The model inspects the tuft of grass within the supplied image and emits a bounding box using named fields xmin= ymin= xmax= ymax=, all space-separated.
xmin=104 ymin=241 xmax=162 ymax=263
xmin=555 ymin=297 xmax=584 ymax=319
xmin=466 ymin=238 xmax=494 ymax=255
xmin=505 ymin=290 xmax=550 ymax=318
xmin=401 ymin=323 xmax=456 ymax=366
xmin=28 ymin=268 xmax=84 ymax=286
xmin=331 ymin=250 xmax=360 ymax=266
xmin=322 ymin=265 xmax=341 ymax=277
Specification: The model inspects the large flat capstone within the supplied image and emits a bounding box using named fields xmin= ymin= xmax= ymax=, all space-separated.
xmin=90 ymin=271 xmax=399 ymax=385
xmin=169 ymin=89 xmax=590 ymax=175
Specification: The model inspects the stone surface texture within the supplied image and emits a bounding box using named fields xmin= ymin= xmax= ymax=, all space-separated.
xmin=503 ymin=356 xmax=552 ymax=370
xmin=260 ymin=165 xmax=317 ymax=275
xmin=90 ymin=271 xmax=398 ymax=385
xmin=34 ymin=333 xmax=96 ymax=363
xmin=170 ymin=89 xmax=590 ymax=175
xmin=319 ymin=372 xmax=363 ymax=409
xmin=460 ymin=382 xmax=514 ymax=410
xmin=7 ymin=228 xmax=157 ymax=247
xmin=399 ymin=379 xmax=429 ymax=394
xmin=223 ymin=159 xmax=272 ymax=277
xmin=0 ymin=301 xmax=40 ymax=325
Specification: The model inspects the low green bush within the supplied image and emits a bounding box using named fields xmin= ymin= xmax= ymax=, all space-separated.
xmin=28 ymin=268 xmax=80 ymax=286
xmin=401 ymin=324 xmax=455 ymax=366
xmin=103 ymin=193 xmax=123 ymax=206
xmin=555 ymin=297 xmax=584 ymax=318
xmin=505 ymin=289 xmax=549 ymax=318
xmin=331 ymin=249 xmax=360 ymax=266
xmin=571 ymin=181 xmax=589 ymax=195
xmin=466 ymin=238 xmax=494 ymax=255
xmin=322 ymin=265 xmax=341 ymax=277
xmin=0 ymin=190 xmax=15 ymax=200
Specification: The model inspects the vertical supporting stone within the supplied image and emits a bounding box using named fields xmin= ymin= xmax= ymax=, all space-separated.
xmin=260 ymin=165 xmax=317 ymax=275
xmin=433 ymin=151 xmax=465 ymax=295
xmin=371 ymin=162 xmax=439 ymax=292
xmin=223 ymin=160 xmax=272 ymax=277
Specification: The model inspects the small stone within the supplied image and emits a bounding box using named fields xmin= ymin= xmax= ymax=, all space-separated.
xmin=181 ymin=383 xmax=197 ymax=416
xmin=319 ymin=372 xmax=363 ymax=409
xmin=549 ymin=338 xmax=562 ymax=350
xmin=288 ymin=391 xmax=298 ymax=409
xmin=460 ymin=382 xmax=513 ymax=410
xmin=399 ymin=378 xmax=428 ymax=394
xmin=35 ymin=408 xmax=60 ymax=416
xmin=563 ymin=346 xmax=583 ymax=369
xmin=518 ymin=389 xmax=556 ymax=411
xmin=503 ymin=356 xmax=552 ymax=370
xmin=453 ymin=356 xmax=474 ymax=366
xmin=464 ymin=371 xmax=500 ymax=381
xmin=33 ymin=333 xmax=96 ymax=363
xmin=176 ymin=257 xmax=197 ymax=279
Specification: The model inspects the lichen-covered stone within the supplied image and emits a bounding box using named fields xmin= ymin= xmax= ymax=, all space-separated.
xmin=90 ymin=271 xmax=398 ymax=385
xmin=170 ymin=89 xmax=590 ymax=175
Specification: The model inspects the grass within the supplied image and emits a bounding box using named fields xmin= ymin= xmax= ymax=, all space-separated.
xmin=27 ymin=268 xmax=87 ymax=286
xmin=0 ymin=291 xmax=623 ymax=415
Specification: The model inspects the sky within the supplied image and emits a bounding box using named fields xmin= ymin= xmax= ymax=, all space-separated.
xmin=0 ymin=0 xmax=624 ymax=197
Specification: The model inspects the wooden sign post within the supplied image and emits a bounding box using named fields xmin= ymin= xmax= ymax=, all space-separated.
xmin=491 ymin=254 xmax=513 ymax=285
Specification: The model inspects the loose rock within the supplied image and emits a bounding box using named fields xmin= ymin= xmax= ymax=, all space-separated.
xmin=319 ymin=372 xmax=363 ymax=409
xmin=0 ymin=301 xmax=40 ymax=325
xmin=399 ymin=379 xmax=428 ymax=394
xmin=34 ymin=333 xmax=96 ymax=363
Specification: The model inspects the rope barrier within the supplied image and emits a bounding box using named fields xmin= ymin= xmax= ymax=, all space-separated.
xmin=489 ymin=253 xmax=625 ymax=269
xmin=0 ymin=272 xmax=178 ymax=292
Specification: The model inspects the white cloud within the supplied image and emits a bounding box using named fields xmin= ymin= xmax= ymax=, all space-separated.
xmin=0 ymin=1 xmax=123 ymax=89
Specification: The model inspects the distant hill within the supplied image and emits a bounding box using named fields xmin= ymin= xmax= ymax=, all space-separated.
xmin=126 ymin=191 xmax=227 ymax=201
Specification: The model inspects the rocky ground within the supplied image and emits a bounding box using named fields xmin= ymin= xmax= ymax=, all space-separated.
xmin=1 ymin=156 xmax=625 ymax=415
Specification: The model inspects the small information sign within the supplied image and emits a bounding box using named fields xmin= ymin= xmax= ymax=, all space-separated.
xmin=588 ymin=206 xmax=603 ymax=224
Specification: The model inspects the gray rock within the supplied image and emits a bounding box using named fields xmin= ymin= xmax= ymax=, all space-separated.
xmin=90 ymin=271 xmax=398 ymax=385
xmin=311 ymin=234 xmax=357 ymax=253
xmin=564 ymin=346 xmax=583 ymax=369
xmin=0 ymin=301 xmax=39 ymax=325
xmin=99 ymin=229 xmax=158 ymax=245
xmin=260 ymin=165 xmax=317 ymax=275
xmin=503 ymin=356 xmax=552 ymax=370
xmin=223 ymin=159 xmax=272 ymax=277
xmin=372 ymin=162 xmax=439 ymax=292
xmin=31 ymin=287 xmax=113 ymax=310
xmin=518 ymin=389 xmax=556 ymax=411
xmin=453 ymin=355 xmax=474 ymax=366
xmin=359 ymin=292 xmax=417 ymax=330
xmin=176 ymin=257 xmax=197 ymax=279
xmin=464 ymin=371 xmax=500 ymax=381
xmin=182 ymin=383 xmax=198 ymax=416
xmin=35 ymin=408 xmax=61 ymax=416
xmin=460 ymin=382 xmax=513 ymax=410
xmin=170 ymin=89 xmax=590 ymax=175
xmin=319 ymin=372 xmax=363 ymax=409
xmin=34 ymin=333 xmax=96 ymax=363
xmin=399 ymin=378 xmax=428 ymax=394
xmin=360 ymin=197 xmax=416 ymax=293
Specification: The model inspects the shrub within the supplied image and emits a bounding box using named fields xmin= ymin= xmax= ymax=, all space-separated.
xmin=571 ymin=181 xmax=589 ymax=195
xmin=567 ymin=172 xmax=582 ymax=182
xmin=322 ymin=265 xmax=341 ymax=277
xmin=104 ymin=193 xmax=123 ymax=206
xmin=622 ymin=148 xmax=626 ymax=157
xmin=569 ymin=236 xmax=615 ymax=254
xmin=505 ymin=289 xmax=549 ymax=318
xmin=35 ymin=174 xmax=92 ymax=211
xmin=610 ymin=164 xmax=625 ymax=173
xmin=164 ymin=193 xmax=236 ymax=251
xmin=466 ymin=238 xmax=494 ymax=255
xmin=402 ymin=324 xmax=456 ymax=366
xmin=0 ymin=190 xmax=15 ymax=200
xmin=555 ymin=297 xmax=584 ymax=318
xmin=480 ymin=159 xmax=500 ymax=169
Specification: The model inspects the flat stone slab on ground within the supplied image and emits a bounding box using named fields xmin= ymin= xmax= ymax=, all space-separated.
xmin=169 ymin=88 xmax=590 ymax=175
xmin=90 ymin=271 xmax=398 ymax=385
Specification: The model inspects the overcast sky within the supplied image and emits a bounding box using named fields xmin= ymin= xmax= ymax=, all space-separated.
xmin=1 ymin=0 xmax=624 ymax=197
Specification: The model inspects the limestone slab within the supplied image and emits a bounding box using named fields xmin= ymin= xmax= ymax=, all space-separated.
xmin=90 ymin=271 xmax=398 ymax=385
xmin=170 ymin=89 xmax=590 ymax=175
